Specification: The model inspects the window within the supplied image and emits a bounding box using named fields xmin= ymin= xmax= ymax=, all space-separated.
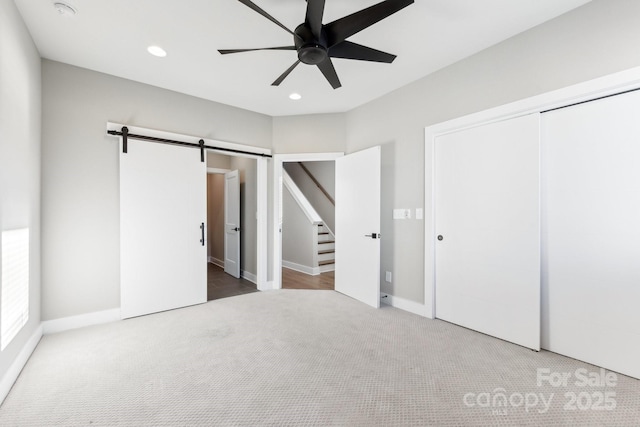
xmin=1 ymin=228 xmax=30 ymax=351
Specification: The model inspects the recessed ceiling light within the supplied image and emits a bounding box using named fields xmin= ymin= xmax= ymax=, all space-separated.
xmin=147 ymin=46 xmax=167 ymax=58
xmin=289 ymin=93 xmax=302 ymax=101
xmin=53 ymin=2 xmax=77 ymax=16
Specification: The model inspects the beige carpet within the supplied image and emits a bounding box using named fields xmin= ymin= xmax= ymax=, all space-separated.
xmin=0 ymin=290 xmax=639 ymax=426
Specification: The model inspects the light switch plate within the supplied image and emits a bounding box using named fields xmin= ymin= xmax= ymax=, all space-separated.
xmin=393 ymin=209 xmax=411 ymax=219
xmin=416 ymin=208 xmax=423 ymax=220
xmin=385 ymin=271 xmax=392 ymax=283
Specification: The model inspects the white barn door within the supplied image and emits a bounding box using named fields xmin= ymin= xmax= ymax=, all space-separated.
xmin=434 ymin=114 xmax=541 ymax=350
xmin=335 ymin=146 xmax=381 ymax=308
xmin=542 ymin=90 xmax=640 ymax=379
xmin=120 ymin=140 xmax=207 ymax=319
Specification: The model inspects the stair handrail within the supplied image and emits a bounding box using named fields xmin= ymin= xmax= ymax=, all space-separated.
xmin=283 ymin=170 xmax=322 ymax=225
xmin=298 ymin=162 xmax=335 ymax=206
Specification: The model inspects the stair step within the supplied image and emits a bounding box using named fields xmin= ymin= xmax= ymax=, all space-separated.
xmin=318 ymin=232 xmax=330 ymax=235
xmin=318 ymin=249 xmax=335 ymax=255
xmin=318 ymin=259 xmax=335 ymax=266
xmin=318 ymin=240 xmax=335 ymax=245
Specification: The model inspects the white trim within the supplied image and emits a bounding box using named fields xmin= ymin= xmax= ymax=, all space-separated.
xmin=424 ymin=65 xmax=640 ymax=321
xmin=208 ymin=257 xmax=224 ymax=268
xmin=207 ymin=167 xmax=231 ymax=174
xmin=272 ymin=152 xmax=344 ymax=290
xmin=262 ymin=280 xmax=275 ymax=291
xmin=282 ymin=261 xmax=320 ymax=276
xmin=0 ymin=325 xmax=43 ymax=405
xmin=106 ymin=123 xmax=272 ymax=158
xmin=256 ymin=157 xmax=268 ymax=291
xmin=241 ymin=270 xmax=257 ymax=285
xmin=380 ymin=293 xmax=430 ymax=317
xmin=42 ymin=309 xmax=121 ymax=335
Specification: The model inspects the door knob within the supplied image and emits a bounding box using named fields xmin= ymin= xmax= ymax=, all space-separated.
xmin=365 ymin=233 xmax=380 ymax=239
xmin=437 ymin=235 xmax=443 ymax=241
xmin=233 ymin=227 xmax=240 ymax=232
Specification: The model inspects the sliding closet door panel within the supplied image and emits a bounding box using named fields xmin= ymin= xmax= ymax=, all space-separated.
xmin=435 ymin=114 xmax=540 ymax=350
xmin=541 ymin=90 xmax=640 ymax=379
xmin=120 ymin=140 xmax=207 ymax=319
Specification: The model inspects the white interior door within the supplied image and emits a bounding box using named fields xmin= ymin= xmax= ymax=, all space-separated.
xmin=541 ymin=90 xmax=640 ymax=379
xmin=435 ymin=114 xmax=540 ymax=350
xmin=335 ymin=146 xmax=381 ymax=308
xmin=120 ymin=140 xmax=207 ymax=319
xmin=224 ymin=170 xmax=241 ymax=278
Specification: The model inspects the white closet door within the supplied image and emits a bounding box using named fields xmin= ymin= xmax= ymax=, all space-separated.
xmin=435 ymin=114 xmax=540 ymax=350
xmin=120 ymin=140 xmax=207 ymax=319
xmin=335 ymin=146 xmax=381 ymax=308
xmin=542 ymin=90 xmax=640 ymax=379
xmin=224 ymin=170 xmax=241 ymax=279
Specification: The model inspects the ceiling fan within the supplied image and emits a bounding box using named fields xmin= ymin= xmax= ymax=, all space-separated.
xmin=219 ymin=0 xmax=414 ymax=89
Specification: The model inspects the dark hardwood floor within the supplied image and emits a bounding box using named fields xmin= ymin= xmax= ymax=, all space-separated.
xmin=208 ymin=263 xmax=258 ymax=301
xmin=281 ymin=268 xmax=334 ymax=290
xmin=208 ymin=264 xmax=334 ymax=300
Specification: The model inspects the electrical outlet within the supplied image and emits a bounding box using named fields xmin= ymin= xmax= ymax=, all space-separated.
xmin=385 ymin=271 xmax=392 ymax=283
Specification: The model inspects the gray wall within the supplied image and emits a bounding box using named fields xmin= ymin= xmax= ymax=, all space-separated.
xmin=272 ymin=113 xmax=346 ymax=153
xmin=0 ymin=0 xmax=41 ymax=384
xmin=281 ymin=189 xmax=315 ymax=269
xmin=345 ymin=0 xmax=640 ymax=303
xmin=41 ymin=60 xmax=271 ymax=320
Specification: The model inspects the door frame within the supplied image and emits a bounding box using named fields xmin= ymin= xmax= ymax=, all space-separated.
xmin=206 ymin=167 xmax=230 ymax=269
xmin=271 ymin=152 xmax=344 ymax=289
xmin=424 ymin=65 xmax=640 ymax=319
xmin=108 ymin=122 xmax=271 ymax=291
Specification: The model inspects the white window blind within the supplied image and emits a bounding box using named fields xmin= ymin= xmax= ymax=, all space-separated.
xmin=1 ymin=228 xmax=30 ymax=351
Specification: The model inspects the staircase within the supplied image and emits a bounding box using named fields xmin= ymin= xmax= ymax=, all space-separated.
xmin=316 ymin=223 xmax=335 ymax=272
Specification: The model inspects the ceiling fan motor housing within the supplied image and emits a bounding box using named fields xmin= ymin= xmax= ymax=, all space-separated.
xmin=294 ymin=23 xmax=328 ymax=65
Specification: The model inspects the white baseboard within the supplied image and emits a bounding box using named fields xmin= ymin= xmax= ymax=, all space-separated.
xmin=241 ymin=270 xmax=257 ymax=285
xmin=208 ymin=257 xmax=224 ymax=268
xmin=282 ymin=260 xmax=320 ymax=276
xmin=0 ymin=324 xmax=43 ymax=405
xmin=42 ymin=308 xmax=121 ymax=335
xmin=380 ymin=293 xmax=430 ymax=317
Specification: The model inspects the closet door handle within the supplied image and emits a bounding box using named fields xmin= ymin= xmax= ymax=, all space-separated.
xmin=200 ymin=223 xmax=205 ymax=246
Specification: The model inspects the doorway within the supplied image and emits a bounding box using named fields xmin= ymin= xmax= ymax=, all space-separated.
xmin=206 ymin=152 xmax=258 ymax=300
xmin=281 ymin=160 xmax=336 ymax=290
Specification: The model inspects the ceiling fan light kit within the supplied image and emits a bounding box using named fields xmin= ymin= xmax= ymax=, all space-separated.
xmin=219 ymin=0 xmax=414 ymax=89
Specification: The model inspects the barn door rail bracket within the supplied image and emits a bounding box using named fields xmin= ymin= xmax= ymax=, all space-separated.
xmin=108 ymin=126 xmax=273 ymax=158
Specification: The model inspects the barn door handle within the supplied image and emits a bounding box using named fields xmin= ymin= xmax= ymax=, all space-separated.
xmin=365 ymin=233 xmax=380 ymax=239
xmin=200 ymin=223 xmax=205 ymax=246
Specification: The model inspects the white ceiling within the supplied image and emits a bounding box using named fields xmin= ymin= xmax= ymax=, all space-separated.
xmin=15 ymin=0 xmax=591 ymax=116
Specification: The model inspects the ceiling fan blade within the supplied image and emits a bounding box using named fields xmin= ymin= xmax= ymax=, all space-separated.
xmin=329 ymin=41 xmax=396 ymax=63
xmin=272 ymin=60 xmax=302 ymax=86
xmin=305 ymin=0 xmax=326 ymax=41
xmin=237 ymin=0 xmax=294 ymax=36
xmin=317 ymin=58 xmax=342 ymax=89
xmin=219 ymin=46 xmax=296 ymax=55
xmin=324 ymin=0 xmax=414 ymax=47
